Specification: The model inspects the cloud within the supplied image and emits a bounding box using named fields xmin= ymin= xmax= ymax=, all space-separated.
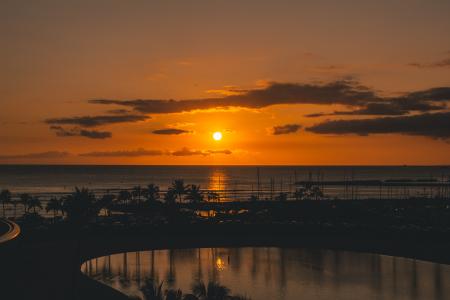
xmin=0 ymin=151 xmax=71 ymax=160
xmin=330 ymin=101 xmax=444 ymax=116
xmin=46 ymin=114 xmax=149 ymax=127
xmin=305 ymin=87 xmax=450 ymax=117
xmin=79 ymin=148 xmax=165 ymax=157
xmin=152 ymin=128 xmax=191 ymax=135
xmin=89 ymin=80 xmax=379 ymax=113
xmin=405 ymin=87 xmax=450 ymax=102
xmin=171 ymin=147 xmax=232 ymax=156
xmin=272 ymin=124 xmax=301 ymax=135
xmin=88 ymin=81 xmax=450 ymax=118
xmin=206 ymin=149 xmax=232 ymax=155
xmin=107 ymin=109 xmax=133 ymax=115
xmin=304 ymin=112 xmax=327 ymax=118
xmin=171 ymin=147 xmax=207 ymax=156
xmin=306 ymin=112 xmax=450 ymax=139
xmin=205 ymin=86 xmax=248 ymax=96
xmin=50 ymin=126 xmax=112 ymax=139
xmin=409 ymin=58 xmax=450 ymax=68
xmin=80 ymin=147 xmax=233 ymax=157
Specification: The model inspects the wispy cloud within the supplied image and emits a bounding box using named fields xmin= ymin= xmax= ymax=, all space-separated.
xmin=151 ymin=128 xmax=191 ymax=135
xmin=171 ymin=147 xmax=232 ymax=156
xmin=0 ymin=151 xmax=71 ymax=160
xmin=79 ymin=148 xmax=165 ymax=157
xmin=409 ymin=58 xmax=450 ymax=68
xmin=79 ymin=147 xmax=233 ymax=157
xmin=50 ymin=126 xmax=112 ymax=139
xmin=272 ymin=124 xmax=301 ymax=135
xmin=46 ymin=114 xmax=149 ymax=128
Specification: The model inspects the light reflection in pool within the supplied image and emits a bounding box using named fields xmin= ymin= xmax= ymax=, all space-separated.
xmin=82 ymin=247 xmax=450 ymax=300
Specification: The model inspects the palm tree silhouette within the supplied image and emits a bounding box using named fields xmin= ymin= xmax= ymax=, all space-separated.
xmin=46 ymin=197 xmax=61 ymax=218
xmin=118 ymin=190 xmax=132 ymax=206
xmin=19 ymin=193 xmax=32 ymax=215
xmin=132 ymin=186 xmax=143 ymax=204
xmin=169 ymin=179 xmax=187 ymax=203
xmin=293 ymin=188 xmax=306 ymax=201
xmin=145 ymin=184 xmax=161 ymax=203
xmin=186 ymin=185 xmax=204 ymax=204
xmin=63 ymin=187 xmax=97 ymax=224
xmin=140 ymin=279 xmax=164 ymax=300
xmin=98 ymin=194 xmax=115 ymax=216
xmin=312 ymin=186 xmax=324 ymax=200
xmin=191 ymin=281 xmax=230 ymax=300
xmin=139 ymin=280 xmax=250 ymax=300
xmin=0 ymin=189 xmax=11 ymax=218
xmin=165 ymin=289 xmax=183 ymax=300
xmin=275 ymin=192 xmax=288 ymax=202
xmin=207 ymin=191 xmax=219 ymax=203
xmin=11 ymin=197 xmax=19 ymax=219
xmin=27 ymin=196 xmax=42 ymax=213
xmin=164 ymin=190 xmax=177 ymax=205
xmin=248 ymin=195 xmax=258 ymax=202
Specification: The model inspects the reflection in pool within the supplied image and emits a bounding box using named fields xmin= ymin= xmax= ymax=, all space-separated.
xmin=82 ymin=247 xmax=450 ymax=300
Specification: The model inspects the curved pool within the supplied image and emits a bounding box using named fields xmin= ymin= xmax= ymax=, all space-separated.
xmin=82 ymin=247 xmax=450 ymax=300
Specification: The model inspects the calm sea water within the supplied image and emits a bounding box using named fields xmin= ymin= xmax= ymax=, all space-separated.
xmin=0 ymin=165 xmax=448 ymax=196
xmin=82 ymin=247 xmax=450 ymax=300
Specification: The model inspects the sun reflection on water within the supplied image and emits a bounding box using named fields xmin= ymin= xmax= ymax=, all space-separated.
xmin=215 ymin=257 xmax=226 ymax=271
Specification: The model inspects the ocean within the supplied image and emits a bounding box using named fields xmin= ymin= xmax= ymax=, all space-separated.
xmin=0 ymin=165 xmax=448 ymax=198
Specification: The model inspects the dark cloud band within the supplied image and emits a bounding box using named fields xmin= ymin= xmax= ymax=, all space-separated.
xmin=89 ymin=81 xmax=450 ymax=117
xmin=89 ymin=81 xmax=379 ymax=113
xmin=46 ymin=114 xmax=149 ymax=128
xmin=307 ymin=112 xmax=450 ymax=139
xmin=50 ymin=126 xmax=112 ymax=139
xmin=152 ymin=128 xmax=190 ymax=135
xmin=272 ymin=124 xmax=301 ymax=135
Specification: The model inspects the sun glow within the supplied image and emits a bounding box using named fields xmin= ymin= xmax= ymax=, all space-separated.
xmin=213 ymin=131 xmax=223 ymax=141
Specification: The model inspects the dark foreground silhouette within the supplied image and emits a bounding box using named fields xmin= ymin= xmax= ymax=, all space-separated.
xmin=0 ymin=183 xmax=449 ymax=300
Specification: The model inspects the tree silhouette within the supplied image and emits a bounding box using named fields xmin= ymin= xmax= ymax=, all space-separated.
xmin=144 ymin=184 xmax=161 ymax=203
xmin=186 ymin=185 xmax=204 ymax=204
xmin=165 ymin=289 xmax=183 ymax=300
xmin=191 ymin=281 xmax=230 ymax=300
xmin=19 ymin=193 xmax=32 ymax=214
xmin=11 ymin=197 xmax=19 ymax=219
xmin=98 ymin=194 xmax=115 ymax=216
xmin=293 ymin=188 xmax=306 ymax=201
xmin=133 ymin=186 xmax=143 ymax=204
xmin=46 ymin=197 xmax=62 ymax=218
xmin=169 ymin=179 xmax=187 ymax=203
xmin=63 ymin=187 xmax=98 ymax=225
xmin=118 ymin=190 xmax=132 ymax=206
xmin=275 ymin=192 xmax=288 ymax=202
xmin=207 ymin=191 xmax=219 ymax=203
xmin=140 ymin=279 xmax=164 ymax=300
xmin=164 ymin=190 xmax=177 ymax=205
xmin=0 ymin=189 xmax=11 ymax=218
xmin=27 ymin=196 xmax=42 ymax=213
xmin=139 ymin=280 xmax=250 ymax=300
xmin=248 ymin=195 xmax=258 ymax=202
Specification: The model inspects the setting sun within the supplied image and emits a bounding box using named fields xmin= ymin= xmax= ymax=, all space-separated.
xmin=213 ymin=131 xmax=223 ymax=141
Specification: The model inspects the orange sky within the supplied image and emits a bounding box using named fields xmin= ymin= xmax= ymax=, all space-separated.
xmin=1 ymin=0 xmax=449 ymax=165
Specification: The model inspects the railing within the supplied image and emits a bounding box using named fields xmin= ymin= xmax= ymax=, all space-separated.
xmin=0 ymin=218 xmax=20 ymax=244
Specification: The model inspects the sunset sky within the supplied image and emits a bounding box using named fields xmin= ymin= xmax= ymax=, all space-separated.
xmin=1 ymin=0 xmax=449 ymax=165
